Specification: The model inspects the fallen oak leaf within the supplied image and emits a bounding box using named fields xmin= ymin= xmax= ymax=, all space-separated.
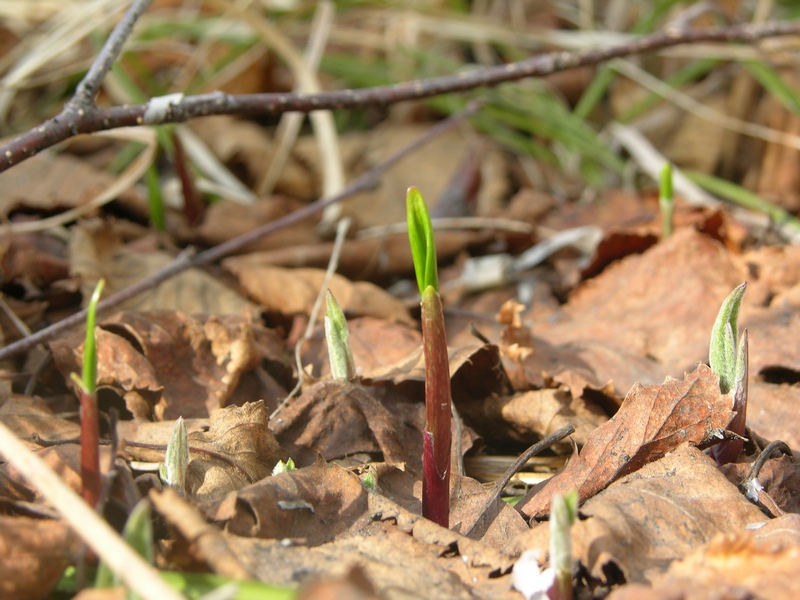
xmin=518 ymin=364 xmax=734 ymax=520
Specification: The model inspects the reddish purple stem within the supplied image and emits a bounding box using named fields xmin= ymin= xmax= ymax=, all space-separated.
xmin=80 ymin=389 xmax=101 ymax=509
xmin=421 ymin=288 xmax=451 ymax=528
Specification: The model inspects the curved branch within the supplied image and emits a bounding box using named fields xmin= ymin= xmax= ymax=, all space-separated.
xmin=2 ymin=20 xmax=799 ymax=173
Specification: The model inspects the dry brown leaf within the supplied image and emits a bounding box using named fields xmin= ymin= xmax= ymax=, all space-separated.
xmin=0 ymin=153 xmax=142 ymax=217
xmin=536 ymin=228 xmax=744 ymax=390
xmin=222 ymin=262 xmax=412 ymax=324
xmin=519 ymin=364 xmax=734 ymax=519
xmin=195 ymin=197 xmax=319 ymax=253
xmin=186 ymin=401 xmax=284 ymax=501
xmin=220 ymin=459 xmax=368 ymax=545
xmin=609 ymin=533 xmax=800 ymax=600
xmin=70 ymin=219 xmax=256 ymax=315
xmin=0 ymin=516 xmax=79 ymax=600
xmin=50 ymin=312 xmax=261 ymax=420
xmin=271 ymin=380 xmax=417 ymax=468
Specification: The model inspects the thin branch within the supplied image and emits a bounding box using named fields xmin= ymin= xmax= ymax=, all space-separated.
xmin=69 ymin=0 xmax=154 ymax=108
xmin=464 ymin=424 xmax=576 ymax=539
xmin=2 ymin=20 xmax=799 ymax=172
xmin=0 ymin=102 xmax=481 ymax=361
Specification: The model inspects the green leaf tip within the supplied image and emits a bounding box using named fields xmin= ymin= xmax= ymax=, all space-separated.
xmin=324 ymin=290 xmax=357 ymax=380
xmin=160 ymin=416 xmax=188 ymax=494
xmin=82 ymin=279 xmax=105 ymax=394
xmin=272 ymin=458 xmax=295 ymax=476
xmin=659 ymin=163 xmax=673 ymax=202
xmin=406 ymin=187 xmax=438 ymax=294
xmin=709 ymin=282 xmax=747 ymax=394
xmin=659 ymin=163 xmax=674 ymax=239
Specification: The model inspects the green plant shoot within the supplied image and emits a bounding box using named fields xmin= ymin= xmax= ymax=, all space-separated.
xmin=407 ymin=186 xmax=438 ymax=294
xmin=324 ymin=290 xmax=356 ymax=380
xmin=550 ymin=490 xmax=578 ymax=600
xmin=272 ymin=458 xmax=296 ymax=476
xmin=708 ymin=282 xmax=748 ymax=465
xmin=659 ymin=163 xmax=674 ymax=239
xmin=70 ymin=279 xmax=105 ymax=508
xmin=709 ymin=282 xmax=746 ymax=395
xmin=82 ymin=279 xmax=105 ymax=394
xmin=159 ymin=416 xmax=188 ymax=495
xmin=407 ymin=187 xmax=451 ymax=528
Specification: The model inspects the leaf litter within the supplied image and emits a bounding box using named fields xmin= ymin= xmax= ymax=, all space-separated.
xmin=2 ymin=3 xmax=800 ymax=600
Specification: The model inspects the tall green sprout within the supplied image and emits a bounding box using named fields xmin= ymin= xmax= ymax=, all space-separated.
xmin=407 ymin=187 xmax=451 ymax=528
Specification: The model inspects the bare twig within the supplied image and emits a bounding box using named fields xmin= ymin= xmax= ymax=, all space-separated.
xmin=0 ymin=102 xmax=481 ymax=361
xmin=69 ymin=0 xmax=154 ymax=108
xmin=464 ymin=424 xmax=575 ymax=539
xmin=2 ymin=20 xmax=799 ymax=172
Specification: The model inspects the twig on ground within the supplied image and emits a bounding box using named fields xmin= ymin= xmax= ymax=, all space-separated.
xmin=2 ymin=20 xmax=800 ymax=172
xmin=465 ymin=424 xmax=576 ymax=539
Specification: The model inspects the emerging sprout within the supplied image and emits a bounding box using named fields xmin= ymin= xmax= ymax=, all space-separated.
xmin=659 ymin=163 xmax=674 ymax=239
xmin=159 ymin=416 xmax=188 ymax=495
xmin=512 ymin=489 xmax=578 ymax=600
xmin=324 ymin=291 xmax=356 ymax=380
xmin=708 ymin=282 xmax=749 ymax=465
xmin=272 ymin=458 xmax=296 ymax=476
xmin=407 ymin=187 xmax=451 ymax=528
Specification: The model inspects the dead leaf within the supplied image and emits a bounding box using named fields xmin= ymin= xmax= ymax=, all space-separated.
xmin=218 ymin=459 xmax=368 ymax=545
xmin=512 ymin=445 xmax=766 ymax=589
xmin=609 ymin=533 xmax=800 ymax=599
xmin=270 ymin=380 xmax=418 ymax=468
xmin=50 ymin=312 xmax=261 ymax=420
xmin=519 ymin=364 xmax=734 ymax=519
xmin=536 ymin=228 xmax=744 ymax=390
xmin=186 ymin=401 xmax=284 ymax=500
xmin=300 ymin=316 xmax=422 ymax=379
xmin=70 ymin=219 xmax=256 ymax=315
xmin=0 ymin=153 xmax=142 ymax=217
xmin=222 ymin=262 xmax=412 ymax=324
xmin=0 ymin=516 xmax=79 ymax=600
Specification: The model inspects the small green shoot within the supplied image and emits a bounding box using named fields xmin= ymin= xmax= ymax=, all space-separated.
xmin=362 ymin=472 xmax=376 ymax=491
xmin=708 ymin=283 xmax=749 ymax=465
xmin=96 ymin=499 xmax=154 ymax=595
xmin=324 ymin=291 xmax=356 ymax=380
xmin=71 ymin=279 xmax=105 ymax=508
xmin=272 ymin=458 xmax=296 ymax=476
xmin=659 ymin=163 xmax=674 ymax=239
xmin=82 ymin=279 xmax=105 ymax=395
xmin=407 ymin=187 xmax=452 ymax=528
xmin=159 ymin=416 xmax=188 ymax=495
xmin=709 ymin=283 xmax=747 ymax=395
xmin=512 ymin=489 xmax=578 ymax=600
xmin=407 ymin=186 xmax=439 ymax=295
